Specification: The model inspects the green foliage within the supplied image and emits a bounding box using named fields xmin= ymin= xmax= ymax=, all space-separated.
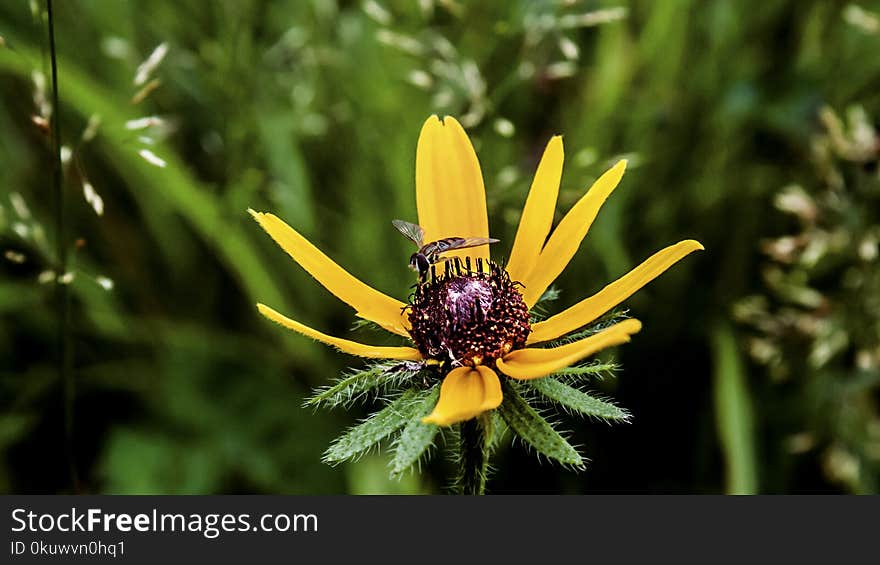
xmin=305 ymin=361 xmax=426 ymax=409
xmin=552 ymin=361 xmax=619 ymax=381
xmin=712 ymin=323 xmax=758 ymax=495
xmin=527 ymin=377 xmax=630 ymax=423
xmin=345 ymin=455 xmax=426 ymax=495
xmin=454 ymin=416 xmax=493 ymax=495
xmin=389 ymin=386 xmax=441 ymax=478
xmin=528 ymin=287 xmax=561 ymax=321
xmin=549 ymin=310 xmax=631 ymax=345
xmin=498 ymin=381 xmax=584 ymax=469
xmin=2 ymin=0 xmax=879 ymax=493
xmin=323 ymin=388 xmax=434 ymax=465
xmin=732 ymin=104 xmax=880 ymax=494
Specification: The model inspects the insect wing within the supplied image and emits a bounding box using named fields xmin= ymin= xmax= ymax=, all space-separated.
xmin=392 ymin=219 xmax=425 ymax=247
xmin=420 ymin=237 xmax=500 ymax=262
xmin=440 ymin=237 xmax=500 ymax=252
xmin=421 ymin=238 xmax=460 ymax=256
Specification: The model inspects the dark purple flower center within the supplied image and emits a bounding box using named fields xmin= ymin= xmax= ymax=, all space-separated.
xmin=407 ymin=258 xmax=531 ymax=367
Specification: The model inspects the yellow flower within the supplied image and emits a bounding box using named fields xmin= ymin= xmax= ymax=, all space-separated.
xmin=250 ymin=115 xmax=703 ymax=427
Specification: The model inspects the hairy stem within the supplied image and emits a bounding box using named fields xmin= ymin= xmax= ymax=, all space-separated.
xmin=46 ymin=0 xmax=77 ymax=490
xmin=457 ymin=416 xmax=492 ymax=495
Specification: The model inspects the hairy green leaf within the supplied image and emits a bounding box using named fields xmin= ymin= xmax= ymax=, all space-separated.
xmin=537 ymin=287 xmax=561 ymax=304
xmin=305 ymin=361 xmax=425 ymax=408
xmin=550 ymin=309 xmax=630 ymax=345
xmin=529 ymin=288 xmax=561 ymax=323
xmin=389 ymin=386 xmax=441 ymax=478
xmin=527 ymin=377 xmax=630 ymax=422
xmin=323 ymin=389 xmax=426 ymax=464
xmin=552 ymin=361 xmax=618 ymax=380
xmin=488 ymin=411 xmax=508 ymax=452
xmin=498 ymin=381 xmax=584 ymax=468
xmin=455 ymin=416 xmax=492 ymax=494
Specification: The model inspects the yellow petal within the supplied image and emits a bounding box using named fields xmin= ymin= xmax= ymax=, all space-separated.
xmin=519 ymin=160 xmax=628 ymax=307
xmin=257 ymin=303 xmax=422 ymax=360
xmin=528 ymin=240 xmax=704 ymax=344
xmin=505 ymin=136 xmax=564 ymax=284
xmin=415 ymin=115 xmax=490 ymax=261
xmin=422 ymin=365 xmax=502 ymax=426
xmin=497 ymin=319 xmax=642 ymax=380
xmin=249 ymin=210 xmax=409 ymax=336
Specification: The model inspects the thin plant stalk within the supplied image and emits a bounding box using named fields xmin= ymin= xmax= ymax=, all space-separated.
xmin=458 ymin=416 xmax=492 ymax=495
xmin=46 ymin=0 xmax=77 ymax=490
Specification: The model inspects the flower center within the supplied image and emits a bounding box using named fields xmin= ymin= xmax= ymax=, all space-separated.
xmin=407 ymin=258 xmax=531 ymax=367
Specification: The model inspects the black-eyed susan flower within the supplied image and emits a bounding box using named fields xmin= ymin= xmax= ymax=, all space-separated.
xmin=250 ymin=115 xmax=702 ymax=487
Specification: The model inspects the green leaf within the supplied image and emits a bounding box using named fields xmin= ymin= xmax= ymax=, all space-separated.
xmin=389 ymin=386 xmax=441 ymax=478
xmin=712 ymin=323 xmax=758 ymax=494
xmin=497 ymin=381 xmax=584 ymax=468
xmin=537 ymin=287 xmax=561 ymax=304
xmin=550 ymin=309 xmax=630 ymax=345
xmin=305 ymin=361 xmax=425 ymax=409
xmin=487 ymin=411 xmax=508 ymax=452
xmin=256 ymin=114 xmax=314 ymax=233
xmin=323 ymin=389 xmax=425 ymax=464
xmin=529 ymin=287 xmax=561 ymax=322
xmin=346 ymin=455 xmax=427 ymax=494
xmin=455 ymin=416 xmax=492 ymax=495
xmin=0 ymin=46 xmax=289 ymax=312
xmin=552 ymin=361 xmax=618 ymax=380
xmin=527 ymin=377 xmax=630 ymax=422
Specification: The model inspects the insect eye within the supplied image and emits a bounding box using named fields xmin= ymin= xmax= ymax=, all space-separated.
xmin=416 ymin=254 xmax=430 ymax=273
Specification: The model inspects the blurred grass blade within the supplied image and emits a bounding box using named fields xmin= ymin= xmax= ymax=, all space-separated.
xmin=713 ymin=322 xmax=758 ymax=494
xmin=389 ymin=386 xmax=441 ymax=478
xmin=257 ymin=115 xmax=314 ymax=232
xmin=0 ymin=46 xmax=288 ymax=310
xmin=498 ymin=381 xmax=584 ymax=468
xmin=345 ymin=455 xmax=425 ymax=494
xmin=527 ymin=377 xmax=630 ymax=422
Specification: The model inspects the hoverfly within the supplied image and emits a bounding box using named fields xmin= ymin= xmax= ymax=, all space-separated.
xmin=392 ymin=219 xmax=499 ymax=277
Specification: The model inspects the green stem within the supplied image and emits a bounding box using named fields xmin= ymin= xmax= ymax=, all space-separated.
xmin=457 ymin=416 xmax=492 ymax=495
xmin=46 ymin=0 xmax=77 ymax=491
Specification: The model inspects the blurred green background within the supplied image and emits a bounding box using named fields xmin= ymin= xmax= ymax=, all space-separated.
xmin=1 ymin=0 xmax=879 ymax=494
